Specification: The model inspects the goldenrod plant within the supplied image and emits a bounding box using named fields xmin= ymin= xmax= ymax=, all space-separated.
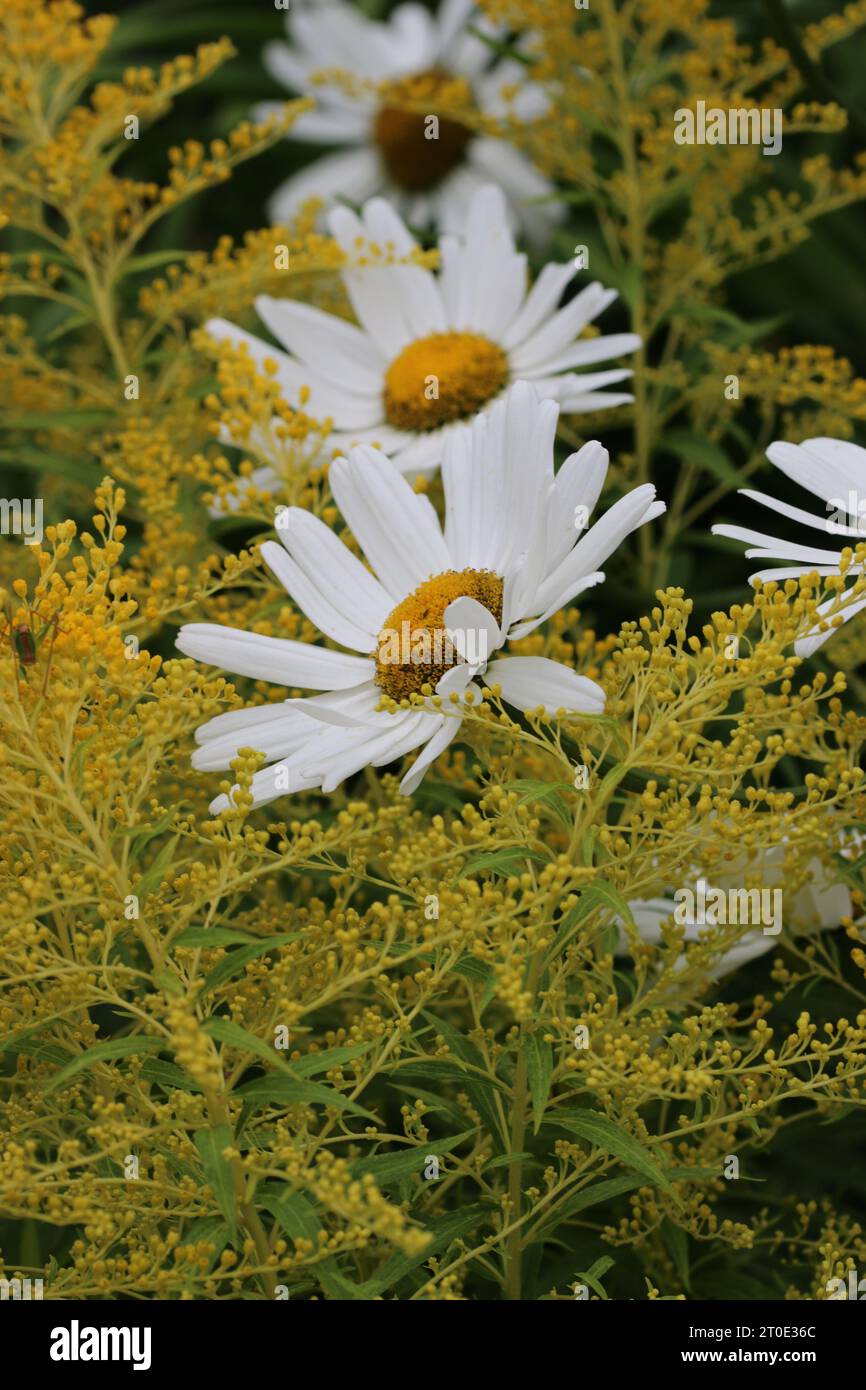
xmin=2 ymin=0 xmax=866 ymax=1306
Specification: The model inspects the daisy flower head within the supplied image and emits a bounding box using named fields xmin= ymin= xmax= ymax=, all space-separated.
xmin=712 ymin=436 xmax=866 ymax=657
xmin=206 ymin=185 xmax=640 ymax=487
xmin=177 ymin=382 xmax=665 ymax=813
xmin=620 ymin=849 xmax=853 ymax=983
xmin=254 ymin=0 xmax=561 ymax=244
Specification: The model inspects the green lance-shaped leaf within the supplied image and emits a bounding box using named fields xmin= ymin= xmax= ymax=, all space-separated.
xmin=549 ymin=1110 xmax=676 ymax=1198
xmin=194 ymin=1124 xmax=237 ymax=1239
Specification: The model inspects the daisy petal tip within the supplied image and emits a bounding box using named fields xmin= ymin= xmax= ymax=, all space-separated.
xmin=259 ymin=538 xmax=284 ymax=567
xmin=506 ymin=378 xmax=540 ymax=407
xmin=794 ymin=632 xmax=829 ymax=659
xmin=398 ymin=771 xmax=421 ymax=798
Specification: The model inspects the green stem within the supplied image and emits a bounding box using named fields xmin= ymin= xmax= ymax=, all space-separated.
xmin=598 ymin=0 xmax=655 ymax=590
xmin=503 ymin=950 xmax=545 ymax=1301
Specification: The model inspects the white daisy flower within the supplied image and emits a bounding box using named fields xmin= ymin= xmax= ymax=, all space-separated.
xmin=177 ymin=383 xmax=664 ymax=813
xmin=618 ymin=850 xmax=853 ymax=982
xmin=712 ymin=437 xmax=866 ymax=657
xmin=620 ymin=904 xmax=772 ymax=981
xmin=253 ymin=0 xmax=561 ymax=244
xmin=206 ymin=185 xmax=640 ymax=490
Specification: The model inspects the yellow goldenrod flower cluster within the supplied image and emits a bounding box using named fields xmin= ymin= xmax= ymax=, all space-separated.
xmin=2 ymin=0 xmax=866 ymax=1308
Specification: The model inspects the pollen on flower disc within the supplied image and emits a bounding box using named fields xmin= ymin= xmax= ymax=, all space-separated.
xmin=375 ymin=568 xmax=503 ymax=700
xmin=384 ymin=332 xmax=509 ymax=431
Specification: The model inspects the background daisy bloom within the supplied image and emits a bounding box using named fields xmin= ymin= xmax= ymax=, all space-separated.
xmin=620 ymin=851 xmax=852 ymax=983
xmin=207 ymin=185 xmax=640 ymax=482
xmin=713 ymin=437 xmax=866 ymax=657
xmin=177 ymin=383 xmax=664 ymax=813
xmin=253 ymin=0 xmax=560 ymax=244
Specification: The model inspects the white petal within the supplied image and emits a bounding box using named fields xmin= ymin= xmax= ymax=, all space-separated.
xmin=436 ymin=663 xmax=475 ymax=695
xmin=260 ymin=41 xmax=312 ymax=96
xmin=292 ymin=2 xmax=409 ymax=76
xmin=794 ymin=862 xmax=852 ymax=929
xmin=709 ymin=934 xmax=774 ymax=978
xmin=313 ymin=713 xmax=433 ymax=792
xmin=501 ymin=261 xmax=577 ymax=351
xmin=400 ymin=710 xmax=465 ymax=794
xmin=329 ymin=198 xmax=436 ymax=354
xmin=449 ymin=11 xmax=501 ymax=76
xmin=509 ymin=282 xmax=619 ymax=373
xmin=196 ymin=699 xmax=306 ymax=743
xmin=535 ymin=485 xmax=663 ymax=614
xmin=204 ymin=318 xmax=379 ymax=429
xmin=433 ymin=0 xmax=476 ymax=60
xmin=193 ymin=686 xmax=379 ymax=774
xmin=329 ymin=445 xmax=450 ymax=598
xmin=712 ymin=523 xmax=843 ymax=566
xmin=794 ymin=590 xmax=866 ymax=657
xmin=746 ymin=565 xmax=843 ymax=583
xmin=391 ymin=427 xmax=455 ymax=477
xmin=766 ymin=437 xmax=866 ymax=505
xmin=508 ymin=571 xmax=605 ymax=640
xmin=486 ymin=656 xmax=606 ymax=714
xmin=799 ymin=437 xmax=866 ymax=495
xmin=286 ymin=684 xmax=384 ymax=727
xmin=441 ymin=423 xmax=476 ymax=562
xmin=361 ymin=197 xmax=450 ymax=337
xmin=254 ymin=296 xmax=386 ymax=391
xmin=210 ymin=758 xmax=322 ymax=815
xmin=616 ymin=898 xmax=673 ymax=950
xmin=207 ymin=465 xmax=282 ymax=518
xmin=479 ymin=382 xmax=557 ymax=575
xmin=557 ymin=387 xmax=635 ymax=413
xmin=261 ymin=540 xmax=377 ymax=652
xmin=379 ymin=4 xmax=439 ymax=70
xmin=176 ymin=623 xmax=372 ymax=689
xmin=545 ymin=442 xmax=609 ymax=572
xmin=466 ymin=139 xmax=561 ymax=247
xmin=739 ymin=487 xmax=864 ymax=538
xmin=444 ymin=595 xmax=502 ymax=665
xmin=275 ymin=510 xmax=391 ymax=635
xmin=432 ymin=165 xmax=491 ymax=241
xmin=266 ymin=148 xmax=382 ymax=227
xmin=541 ymin=367 xmax=634 ymax=397
xmin=524 ymin=332 xmax=641 ymax=376
xmin=193 ymin=703 xmax=317 ymax=770
xmin=437 ymin=185 xmax=526 ymax=336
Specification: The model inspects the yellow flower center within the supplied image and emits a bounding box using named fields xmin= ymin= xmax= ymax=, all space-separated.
xmin=374 ymin=567 xmax=503 ymax=700
xmin=384 ymin=331 xmax=509 ymax=431
xmin=373 ymin=68 xmax=473 ymax=192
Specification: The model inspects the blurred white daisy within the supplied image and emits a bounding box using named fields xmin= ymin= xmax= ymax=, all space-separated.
xmin=253 ymin=0 xmax=561 ymax=244
xmin=712 ymin=436 xmax=866 ymax=657
xmin=618 ymin=849 xmax=853 ymax=982
xmin=206 ymin=185 xmax=639 ymax=490
xmin=177 ymin=383 xmax=664 ymax=813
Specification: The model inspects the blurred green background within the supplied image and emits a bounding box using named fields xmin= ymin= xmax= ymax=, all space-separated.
xmin=80 ymin=0 xmax=866 ymax=371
